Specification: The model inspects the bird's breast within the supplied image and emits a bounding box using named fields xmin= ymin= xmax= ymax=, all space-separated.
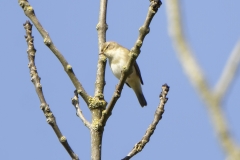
xmin=110 ymin=61 xmax=137 ymax=82
xmin=110 ymin=63 xmax=123 ymax=79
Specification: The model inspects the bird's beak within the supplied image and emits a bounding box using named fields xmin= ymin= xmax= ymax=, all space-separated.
xmin=99 ymin=48 xmax=104 ymax=55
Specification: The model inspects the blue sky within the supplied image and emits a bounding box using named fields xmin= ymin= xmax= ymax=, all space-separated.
xmin=0 ymin=0 xmax=239 ymax=159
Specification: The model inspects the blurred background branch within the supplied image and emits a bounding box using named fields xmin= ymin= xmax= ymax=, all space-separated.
xmin=214 ymin=41 xmax=240 ymax=100
xmin=166 ymin=0 xmax=240 ymax=159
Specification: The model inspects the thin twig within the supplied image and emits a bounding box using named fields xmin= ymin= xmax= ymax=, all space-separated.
xmin=122 ymin=84 xmax=169 ymax=160
xmin=166 ymin=0 xmax=240 ymax=159
xmin=214 ymin=41 xmax=240 ymax=100
xmin=24 ymin=21 xmax=79 ymax=160
xmin=19 ymin=0 xmax=90 ymax=105
xmin=72 ymin=90 xmax=91 ymax=129
xmin=100 ymin=0 xmax=162 ymax=127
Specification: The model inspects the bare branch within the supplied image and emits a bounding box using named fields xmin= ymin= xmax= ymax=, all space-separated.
xmin=19 ymin=0 xmax=90 ymax=105
xmin=23 ymin=21 xmax=79 ymax=160
xmin=122 ymin=84 xmax=169 ymax=160
xmin=214 ymin=41 xmax=240 ymax=99
xmin=100 ymin=0 xmax=162 ymax=127
xmin=95 ymin=0 xmax=108 ymax=97
xmin=72 ymin=90 xmax=91 ymax=129
xmin=166 ymin=0 xmax=240 ymax=158
xmin=86 ymin=1 xmax=109 ymax=160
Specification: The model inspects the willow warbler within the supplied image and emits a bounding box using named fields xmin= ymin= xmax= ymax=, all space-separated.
xmin=100 ymin=41 xmax=147 ymax=107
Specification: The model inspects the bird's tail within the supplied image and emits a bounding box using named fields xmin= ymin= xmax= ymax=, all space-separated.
xmin=136 ymin=92 xmax=147 ymax=107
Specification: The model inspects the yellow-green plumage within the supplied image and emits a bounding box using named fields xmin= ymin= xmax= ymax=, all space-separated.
xmin=101 ymin=41 xmax=147 ymax=107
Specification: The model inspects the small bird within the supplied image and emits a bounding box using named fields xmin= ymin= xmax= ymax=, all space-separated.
xmin=100 ymin=41 xmax=147 ymax=107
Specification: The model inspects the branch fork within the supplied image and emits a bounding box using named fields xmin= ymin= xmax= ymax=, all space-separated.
xmin=20 ymin=0 xmax=166 ymax=160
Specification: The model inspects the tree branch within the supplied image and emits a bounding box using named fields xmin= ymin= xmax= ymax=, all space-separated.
xmin=88 ymin=1 xmax=109 ymax=160
xmin=24 ymin=21 xmax=79 ymax=160
xmin=19 ymin=0 xmax=90 ymax=105
xmin=72 ymin=90 xmax=91 ymax=129
xmin=166 ymin=0 xmax=240 ymax=159
xmin=214 ymin=41 xmax=240 ymax=100
xmin=95 ymin=0 xmax=108 ymax=97
xmin=100 ymin=0 xmax=162 ymax=127
xmin=122 ymin=84 xmax=169 ymax=160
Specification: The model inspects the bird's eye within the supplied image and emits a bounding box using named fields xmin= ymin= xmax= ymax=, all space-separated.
xmin=105 ymin=44 xmax=110 ymax=50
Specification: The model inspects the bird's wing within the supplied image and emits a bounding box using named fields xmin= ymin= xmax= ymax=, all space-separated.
xmin=125 ymin=82 xmax=131 ymax=88
xmin=134 ymin=61 xmax=144 ymax=85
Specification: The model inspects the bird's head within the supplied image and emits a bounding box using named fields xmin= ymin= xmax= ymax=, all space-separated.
xmin=100 ymin=41 xmax=119 ymax=59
